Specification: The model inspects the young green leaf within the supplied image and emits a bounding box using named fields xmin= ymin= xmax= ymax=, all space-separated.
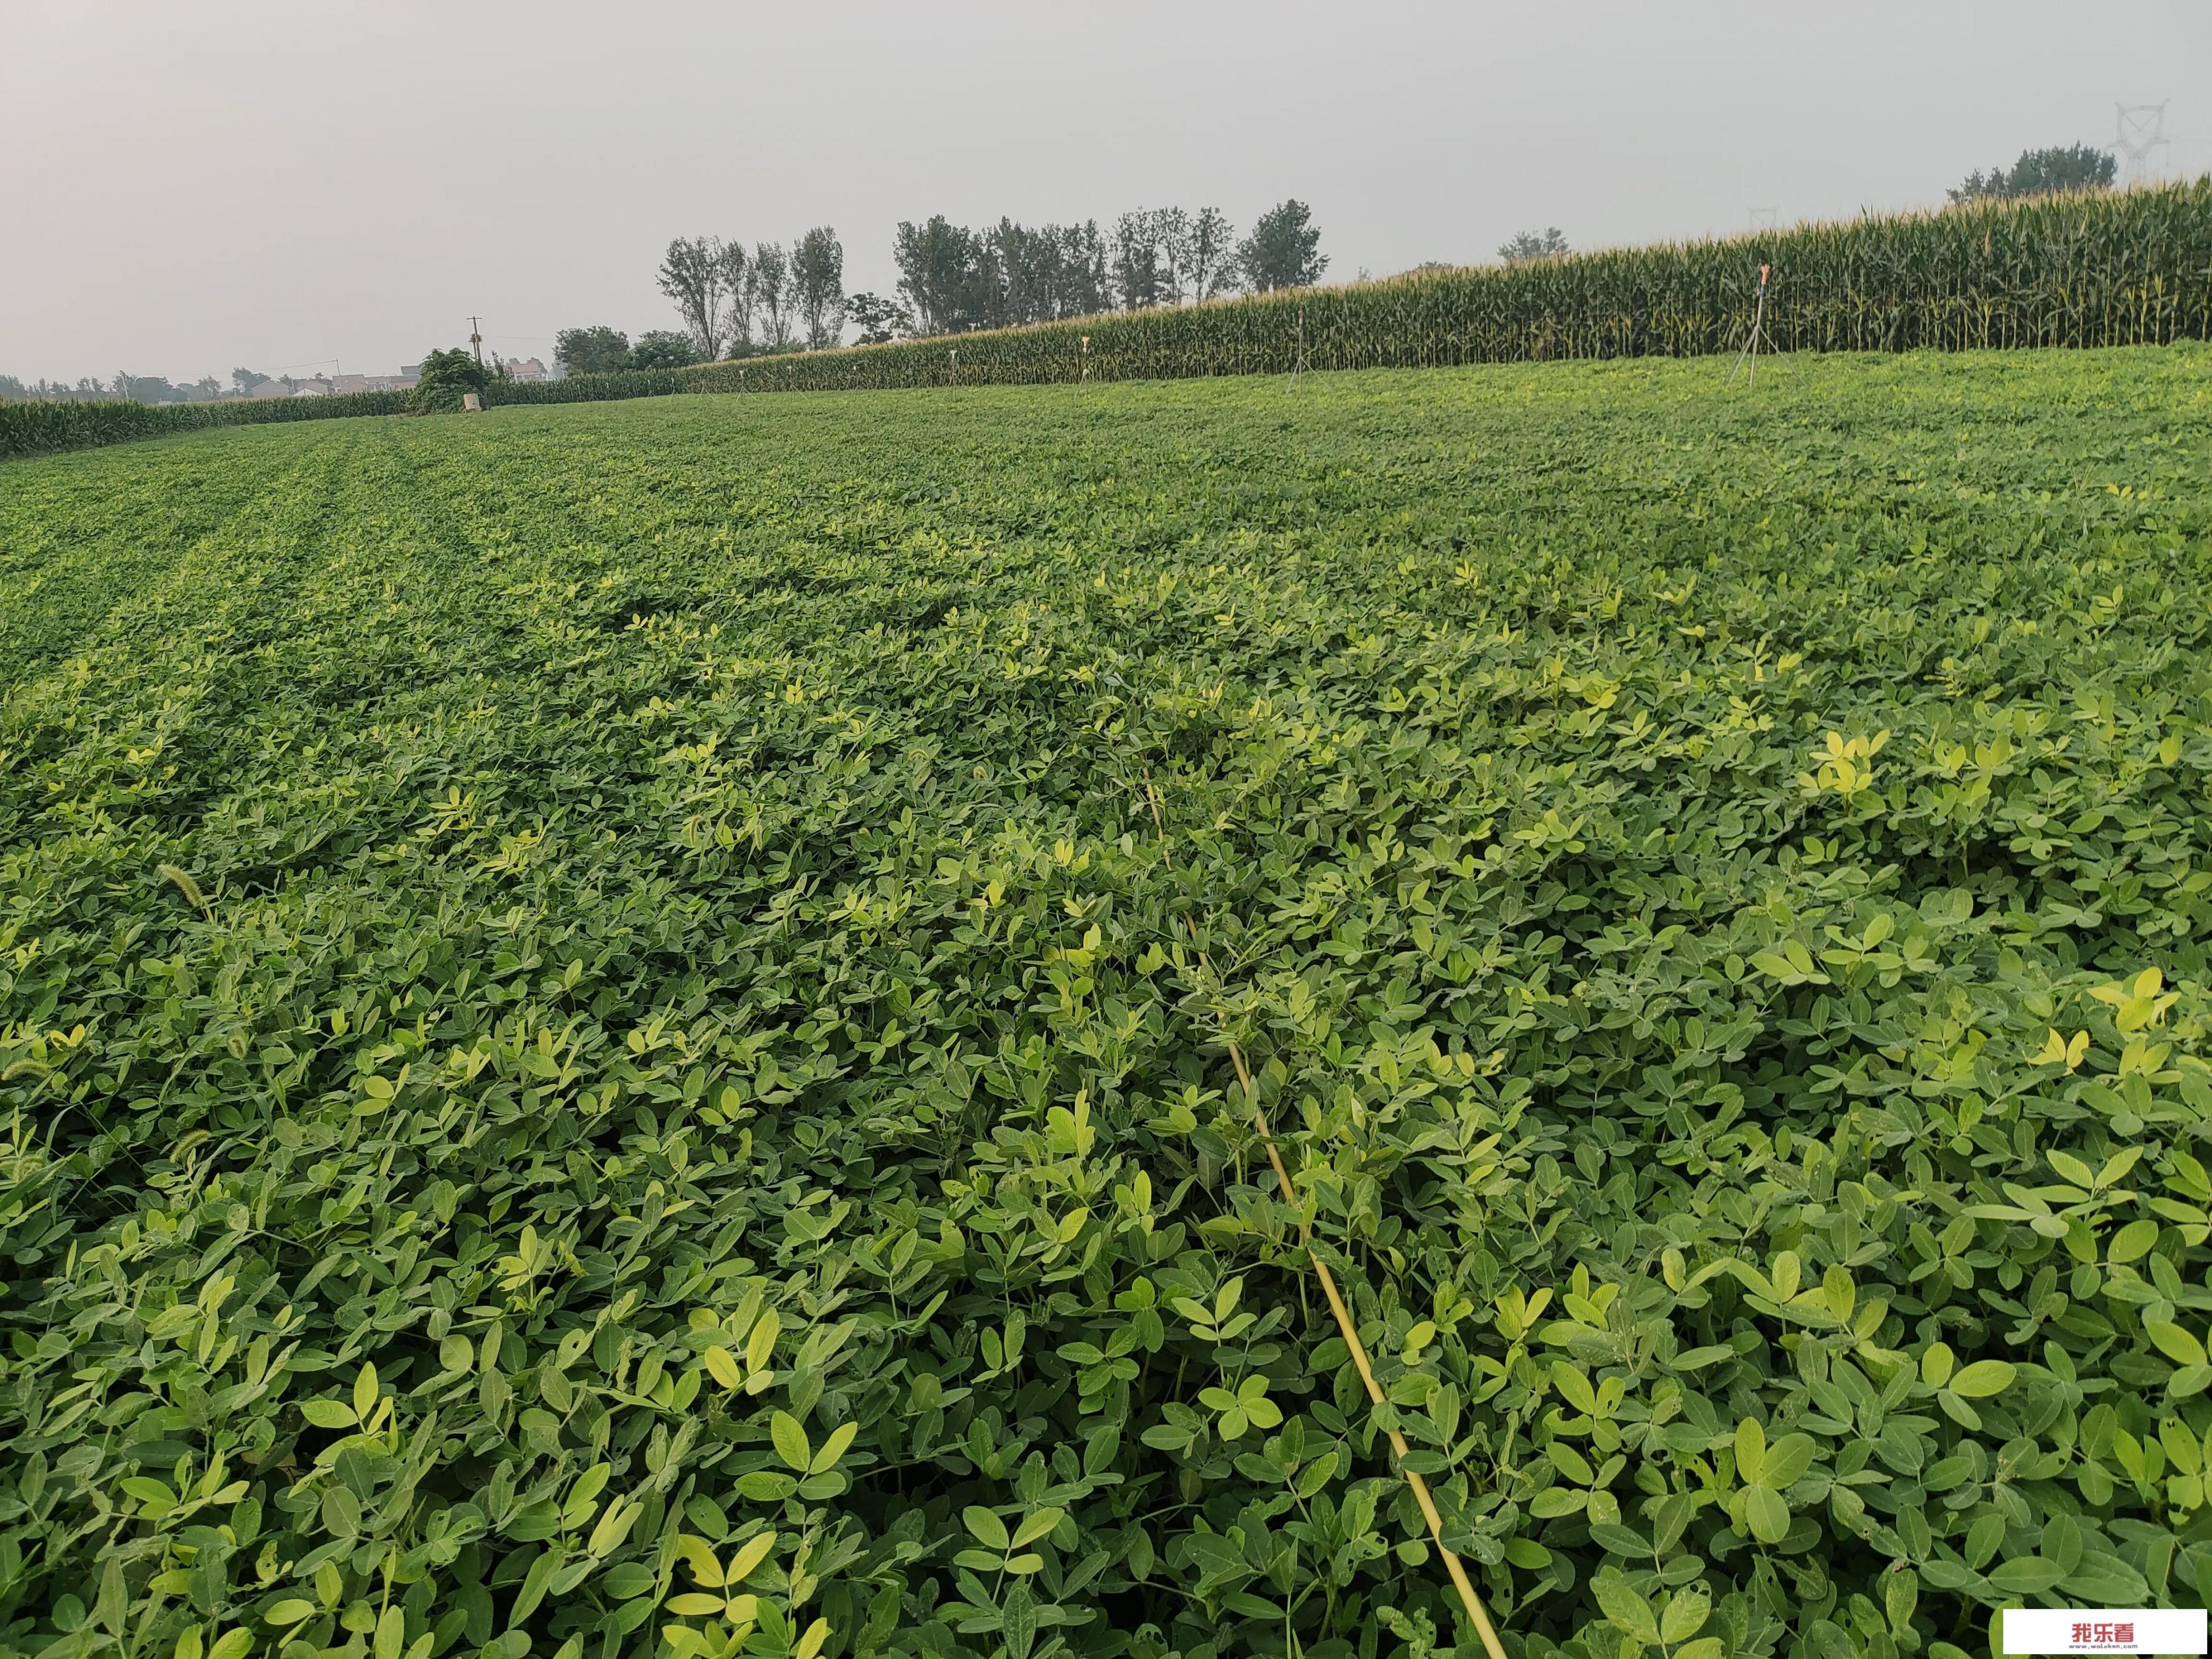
xmin=770 ymin=1410 xmax=812 ymax=1473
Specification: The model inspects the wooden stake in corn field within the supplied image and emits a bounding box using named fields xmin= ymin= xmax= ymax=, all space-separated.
xmin=1729 ymin=263 xmax=1772 ymax=386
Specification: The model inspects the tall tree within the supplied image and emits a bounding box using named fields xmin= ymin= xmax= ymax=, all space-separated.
xmin=554 ymin=326 xmax=632 ymax=374
xmin=1111 ymin=211 xmax=1168 ymax=310
xmin=1950 ymin=144 xmax=2117 ymax=203
xmin=1498 ymin=227 xmax=1570 ymax=264
xmin=629 ymin=331 xmax=700 ymax=369
xmin=657 ymin=236 xmax=728 ymax=360
xmin=846 ymin=293 xmax=912 ymax=345
xmin=113 ymin=373 xmax=186 ymax=402
xmin=1152 ymin=208 xmax=1194 ymax=304
xmin=791 ymin=227 xmax=846 ymax=349
xmin=890 ymin=214 xmax=1115 ymax=337
xmin=1058 ymin=221 xmax=1112 ymax=317
xmin=893 ymin=216 xmax=981 ymax=335
xmin=718 ymin=242 xmax=754 ymax=353
xmin=1237 ymin=200 xmax=1327 ymax=292
xmin=978 ymin=219 xmax=1109 ymax=324
xmin=750 ymin=242 xmax=794 ymax=352
xmin=971 ymin=223 xmax=1015 ymax=327
xmin=1181 ymin=208 xmax=1238 ymax=301
xmin=979 ymin=220 xmax=1050 ymax=326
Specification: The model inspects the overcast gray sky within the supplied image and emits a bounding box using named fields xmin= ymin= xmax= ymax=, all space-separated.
xmin=6 ymin=0 xmax=2206 ymax=384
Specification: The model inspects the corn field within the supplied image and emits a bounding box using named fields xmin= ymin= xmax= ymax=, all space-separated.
xmin=0 ymin=388 xmax=410 ymax=461
xmin=675 ymin=179 xmax=2212 ymax=392
xmin=9 ymin=180 xmax=2210 ymax=461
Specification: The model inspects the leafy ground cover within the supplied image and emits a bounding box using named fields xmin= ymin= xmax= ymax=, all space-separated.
xmin=3 ymin=348 xmax=2211 ymax=1659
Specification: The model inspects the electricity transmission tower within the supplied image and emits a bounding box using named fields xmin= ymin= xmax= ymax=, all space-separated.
xmin=2115 ymin=103 xmax=2169 ymax=184
xmin=1748 ymin=206 xmax=1778 ymax=231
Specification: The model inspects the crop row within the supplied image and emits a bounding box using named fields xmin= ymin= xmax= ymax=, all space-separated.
xmin=0 ymin=390 xmax=411 ymax=461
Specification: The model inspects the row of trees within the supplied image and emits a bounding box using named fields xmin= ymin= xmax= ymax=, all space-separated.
xmin=652 ymin=228 xmax=846 ymax=362
xmin=1 ymin=367 xmax=402 ymax=404
xmin=879 ymin=201 xmax=1324 ymax=339
xmin=1498 ymin=227 xmax=1571 ymax=264
xmin=586 ymin=201 xmax=1328 ymax=369
xmin=1 ymin=372 xmax=235 ymax=403
xmin=549 ymin=328 xmax=704 ymax=376
xmin=0 ymin=369 xmax=319 ymax=404
xmin=1950 ymin=143 xmax=2118 ymax=204
xmin=2 ymin=375 xmax=121 ymax=402
xmin=11 ymin=156 xmax=2138 ymax=399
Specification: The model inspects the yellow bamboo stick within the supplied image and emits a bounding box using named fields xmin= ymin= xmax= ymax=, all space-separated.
xmin=1139 ymin=775 xmax=1507 ymax=1659
xmin=1218 ymin=1033 xmax=1508 ymax=1659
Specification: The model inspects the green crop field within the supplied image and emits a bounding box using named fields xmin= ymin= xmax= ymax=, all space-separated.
xmin=4 ymin=349 xmax=2211 ymax=1659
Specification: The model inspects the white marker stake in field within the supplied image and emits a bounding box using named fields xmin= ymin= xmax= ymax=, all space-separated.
xmin=1730 ymin=263 xmax=1772 ymax=387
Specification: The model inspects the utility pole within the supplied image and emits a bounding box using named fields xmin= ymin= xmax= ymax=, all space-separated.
xmin=468 ymin=316 xmax=484 ymax=367
xmin=2115 ymin=103 xmax=2169 ymax=185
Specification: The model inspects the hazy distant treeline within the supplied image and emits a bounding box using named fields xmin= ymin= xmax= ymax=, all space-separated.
xmin=605 ymin=200 xmax=1327 ymax=369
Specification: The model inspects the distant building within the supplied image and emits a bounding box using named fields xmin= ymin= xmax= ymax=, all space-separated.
xmin=294 ymin=377 xmax=334 ymax=397
xmin=317 ymin=371 xmax=420 ymax=394
xmin=502 ymin=357 xmax=547 ymax=382
xmin=248 ymin=380 xmax=292 ymax=400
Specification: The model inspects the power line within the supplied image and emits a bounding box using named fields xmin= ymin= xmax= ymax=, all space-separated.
xmin=2115 ymin=102 xmax=2170 ymax=184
